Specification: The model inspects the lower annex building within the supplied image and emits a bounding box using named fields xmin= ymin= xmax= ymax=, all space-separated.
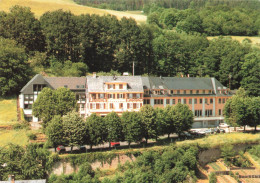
xmin=19 ymin=73 xmax=232 ymax=128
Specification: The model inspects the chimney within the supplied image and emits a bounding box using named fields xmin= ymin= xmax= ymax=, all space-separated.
xmin=93 ymin=72 xmax=96 ymax=78
xmin=8 ymin=175 xmax=15 ymax=183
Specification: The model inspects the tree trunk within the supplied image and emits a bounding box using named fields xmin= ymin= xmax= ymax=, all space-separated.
xmin=168 ymin=133 xmax=170 ymax=139
xmin=90 ymin=145 xmax=92 ymax=150
xmin=255 ymin=125 xmax=257 ymax=132
xmin=109 ymin=142 xmax=111 ymax=148
xmin=128 ymin=142 xmax=131 ymax=148
xmin=244 ymin=125 xmax=246 ymax=132
xmin=54 ymin=146 xmax=57 ymax=152
xmin=71 ymin=146 xmax=73 ymax=152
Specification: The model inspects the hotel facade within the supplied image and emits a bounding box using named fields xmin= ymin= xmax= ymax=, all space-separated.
xmin=20 ymin=73 xmax=232 ymax=128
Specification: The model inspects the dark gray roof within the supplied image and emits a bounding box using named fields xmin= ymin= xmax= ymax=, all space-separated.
xmin=145 ymin=77 xmax=215 ymax=90
xmin=44 ymin=77 xmax=86 ymax=90
xmin=0 ymin=180 xmax=46 ymax=183
xmin=20 ymin=74 xmax=51 ymax=94
xmin=87 ymin=76 xmax=143 ymax=92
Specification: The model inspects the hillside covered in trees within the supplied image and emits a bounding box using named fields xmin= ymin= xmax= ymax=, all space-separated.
xmin=0 ymin=5 xmax=259 ymax=97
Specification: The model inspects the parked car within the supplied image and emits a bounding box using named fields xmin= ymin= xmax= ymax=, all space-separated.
xmin=57 ymin=145 xmax=66 ymax=154
xmin=110 ymin=142 xmax=120 ymax=147
xmin=179 ymin=131 xmax=193 ymax=139
xmin=204 ymin=129 xmax=214 ymax=134
xmin=219 ymin=123 xmax=229 ymax=128
xmin=213 ymin=128 xmax=226 ymax=133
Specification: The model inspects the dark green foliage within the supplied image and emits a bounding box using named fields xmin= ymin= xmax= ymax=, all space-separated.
xmin=248 ymin=145 xmax=260 ymax=158
xmin=63 ymin=111 xmax=87 ymax=149
xmin=104 ymin=112 xmax=124 ymax=143
xmin=139 ymin=105 xmax=157 ymax=143
xmin=221 ymin=145 xmax=236 ymax=166
xmin=86 ymin=113 xmax=107 ymax=148
xmin=121 ymin=111 xmax=143 ymax=146
xmin=0 ymin=6 xmax=45 ymax=52
xmin=209 ymin=172 xmax=217 ymax=183
xmin=33 ymin=87 xmax=76 ymax=125
xmin=45 ymin=115 xmax=65 ymax=151
xmin=0 ymin=38 xmax=32 ymax=96
xmin=40 ymin=10 xmax=80 ymax=62
xmin=172 ymin=103 xmax=194 ymax=135
xmin=27 ymin=132 xmax=37 ymax=140
xmin=0 ymin=143 xmax=58 ymax=181
xmin=240 ymin=51 xmax=260 ymax=96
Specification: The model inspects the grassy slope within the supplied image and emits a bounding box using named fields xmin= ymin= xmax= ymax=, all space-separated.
xmin=208 ymin=36 xmax=260 ymax=47
xmin=0 ymin=98 xmax=17 ymax=125
xmin=0 ymin=129 xmax=29 ymax=147
xmin=0 ymin=0 xmax=146 ymax=22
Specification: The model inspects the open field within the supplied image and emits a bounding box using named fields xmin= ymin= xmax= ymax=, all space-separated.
xmin=0 ymin=129 xmax=29 ymax=147
xmin=0 ymin=0 xmax=146 ymax=22
xmin=208 ymin=36 xmax=260 ymax=47
xmin=0 ymin=98 xmax=17 ymax=126
xmin=176 ymin=133 xmax=260 ymax=148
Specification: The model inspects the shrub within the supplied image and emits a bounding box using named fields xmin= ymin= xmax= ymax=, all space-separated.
xmin=13 ymin=122 xmax=29 ymax=130
xmin=27 ymin=132 xmax=37 ymax=140
xmin=209 ymin=172 xmax=217 ymax=183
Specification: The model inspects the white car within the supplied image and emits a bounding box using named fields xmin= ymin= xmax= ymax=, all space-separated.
xmin=219 ymin=123 xmax=229 ymax=128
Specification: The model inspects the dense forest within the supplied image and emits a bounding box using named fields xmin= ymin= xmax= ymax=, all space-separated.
xmin=73 ymin=0 xmax=260 ymax=11
xmin=0 ymin=6 xmax=259 ymax=97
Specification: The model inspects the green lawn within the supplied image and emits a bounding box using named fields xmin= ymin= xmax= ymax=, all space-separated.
xmin=0 ymin=129 xmax=29 ymax=147
xmin=0 ymin=98 xmax=18 ymax=125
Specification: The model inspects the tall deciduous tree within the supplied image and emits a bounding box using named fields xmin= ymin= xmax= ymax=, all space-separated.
xmin=0 ymin=38 xmax=31 ymax=96
xmin=248 ymin=97 xmax=260 ymax=131
xmin=172 ymin=103 xmax=194 ymax=136
xmin=45 ymin=115 xmax=65 ymax=152
xmin=86 ymin=113 xmax=107 ymax=149
xmin=40 ymin=10 xmax=80 ymax=62
xmin=139 ymin=105 xmax=157 ymax=143
xmin=0 ymin=6 xmax=45 ymax=52
xmin=121 ymin=111 xmax=143 ymax=147
xmin=224 ymin=88 xmax=251 ymax=130
xmin=63 ymin=111 xmax=87 ymax=151
xmin=104 ymin=112 xmax=123 ymax=147
xmin=154 ymin=107 xmax=167 ymax=140
xmin=33 ymin=87 xmax=76 ymax=126
xmin=240 ymin=51 xmax=260 ymax=97
xmin=163 ymin=105 xmax=176 ymax=138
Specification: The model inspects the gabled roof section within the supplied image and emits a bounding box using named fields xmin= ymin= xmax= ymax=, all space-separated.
xmin=87 ymin=76 xmax=143 ymax=92
xmin=44 ymin=77 xmax=86 ymax=90
xmin=20 ymin=74 xmax=51 ymax=94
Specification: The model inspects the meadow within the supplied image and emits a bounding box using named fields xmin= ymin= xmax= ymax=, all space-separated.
xmin=0 ymin=0 xmax=146 ymax=22
xmin=0 ymin=129 xmax=29 ymax=147
xmin=0 ymin=98 xmax=17 ymax=126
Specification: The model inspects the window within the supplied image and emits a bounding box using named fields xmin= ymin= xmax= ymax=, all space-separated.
xmin=183 ymin=99 xmax=186 ymax=104
xmin=190 ymin=90 xmax=193 ymax=94
xmin=177 ymin=90 xmax=180 ymax=94
xmin=144 ymin=99 xmax=150 ymax=104
xmin=205 ymin=109 xmax=213 ymax=117
xmin=128 ymin=93 xmax=133 ymax=99
xmin=178 ymin=99 xmax=181 ymax=103
xmin=203 ymin=90 xmax=205 ymax=94
xmin=91 ymin=94 xmax=96 ymax=99
xmin=25 ymin=115 xmax=32 ymax=122
xmin=195 ymin=110 xmax=202 ymax=117
xmin=33 ymin=84 xmax=46 ymax=92
xmin=136 ymin=93 xmax=140 ymax=98
xmin=189 ymin=99 xmax=192 ymax=104
xmin=133 ymin=103 xmax=137 ymax=109
xmin=166 ymin=99 xmax=170 ymax=104
xmin=118 ymin=94 xmax=123 ymax=99
xmin=172 ymin=99 xmax=175 ymax=104
xmin=120 ymin=103 xmax=123 ymax=109
xmin=24 ymin=94 xmax=34 ymax=104
xmin=133 ymin=94 xmax=136 ymax=99
xmin=205 ymin=99 xmax=208 ymax=104
xmin=100 ymin=103 xmax=105 ymax=109
xmin=183 ymin=90 xmax=186 ymax=94
xmin=154 ymin=99 xmax=163 ymax=104
xmin=127 ymin=103 xmax=133 ymax=109
xmin=24 ymin=104 xmax=32 ymax=109
xmin=222 ymin=98 xmax=225 ymax=103
xmin=171 ymin=90 xmax=174 ymax=94
xmin=210 ymin=98 xmax=213 ymax=104
xmin=108 ymin=94 xmax=113 ymax=99
xmin=200 ymin=98 xmax=203 ymax=104
xmin=219 ymin=109 xmax=222 ymax=115
xmin=92 ymin=103 xmax=96 ymax=109
xmin=119 ymin=84 xmax=123 ymax=89
xmin=100 ymin=94 xmax=104 ymax=99
xmin=196 ymin=90 xmax=199 ymax=94
xmin=194 ymin=99 xmax=197 ymax=104
xmin=219 ymin=98 xmax=221 ymax=104
xmin=110 ymin=103 xmax=113 ymax=109
xmin=80 ymin=104 xmax=85 ymax=111
xmin=208 ymin=90 xmax=211 ymax=94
